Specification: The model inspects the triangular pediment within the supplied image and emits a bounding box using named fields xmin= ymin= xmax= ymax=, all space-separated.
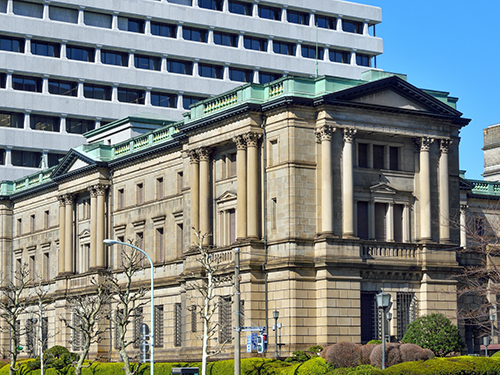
xmin=79 ymin=229 xmax=91 ymax=238
xmin=322 ymin=76 xmax=463 ymax=117
xmin=51 ymin=149 xmax=97 ymax=179
xmin=370 ymin=183 xmax=397 ymax=195
xmin=216 ymin=190 xmax=237 ymax=202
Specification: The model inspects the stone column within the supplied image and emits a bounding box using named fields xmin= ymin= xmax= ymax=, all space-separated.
xmin=403 ymin=204 xmax=410 ymax=243
xmin=89 ymin=187 xmax=98 ymax=269
xmin=64 ymin=194 xmax=74 ymax=274
xmin=368 ymin=201 xmax=375 ymax=240
xmin=439 ymin=139 xmax=452 ymax=243
xmin=58 ymin=196 xmax=66 ymax=276
xmin=245 ymin=132 xmax=260 ymax=239
xmin=234 ymin=135 xmax=247 ymax=240
xmin=190 ymin=150 xmax=200 ymax=244
xmin=416 ymin=137 xmax=433 ymax=241
xmin=460 ymin=204 xmax=467 ymax=248
xmin=386 ymin=202 xmax=394 ymax=242
xmin=315 ymin=125 xmax=335 ymax=235
xmin=342 ymin=128 xmax=356 ymax=238
xmin=198 ymin=148 xmax=211 ymax=245
xmin=96 ymin=185 xmax=107 ymax=268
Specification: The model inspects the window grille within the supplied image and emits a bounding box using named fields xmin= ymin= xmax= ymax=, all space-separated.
xmin=397 ymin=292 xmax=418 ymax=339
xmin=219 ymin=296 xmax=232 ymax=343
xmin=41 ymin=317 xmax=48 ymax=351
xmin=114 ymin=309 xmax=123 ymax=350
xmin=154 ymin=305 xmax=164 ymax=347
xmin=133 ymin=307 xmax=144 ymax=348
xmin=360 ymin=292 xmax=377 ymax=343
xmin=25 ymin=319 xmax=35 ymax=355
xmin=191 ymin=305 xmax=197 ymax=333
xmin=72 ymin=312 xmax=84 ymax=351
xmin=174 ymin=303 xmax=182 ymax=347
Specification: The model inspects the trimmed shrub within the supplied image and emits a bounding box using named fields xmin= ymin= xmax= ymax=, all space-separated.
xmin=328 ymin=365 xmax=381 ymax=375
xmin=308 ymin=346 xmax=324 ymax=357
xmin=423 ymin=348 xmax=435 ymax=360
xmin=296 ymin=357 xmax=330 ymax=375
xmin=399 ymin=343 xmax=427 ymax=363
xmin=402 ymin=313 xmax=464 ymax=357
xmin=383 ymin=356 xmax=500 ymax=375
xmin=361 ymin=344 xmax=376 ymax=365
xmin=366 ymin=340 xmax=382 ymax=345
xmin=324 ymin=342 xmax=362 ymax=369
xmin=369 ymin=343 xmax=401 ymax=369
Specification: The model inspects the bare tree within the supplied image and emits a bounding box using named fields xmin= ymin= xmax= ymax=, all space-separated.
xmin=105 ymin=248 xmax=148 ymax=375
xmin=0 ymin=264 xmax=30 ymax=375
xmin=60 ymin=277 xmax=110 ymax=375
xmin=189 ymin=230 xmax=231 ymax=375
xmin=32 ymin=281 xmax=56 ymax=375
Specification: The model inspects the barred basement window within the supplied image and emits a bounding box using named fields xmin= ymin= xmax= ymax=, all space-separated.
xmin=41 ymin=317 xmax=48 ymax=351
xmin=133 ymin=307 xmax=144 ymax=348
xmin=219 ymin=296 xmax=232 ymax=343
xmin=397 ymin=292 xmax=418 ymax=340
xmin=114 ymin=309 xmax=124 ymax=349
xmin=360 ymin=292 xmax=377 ymax=343
xmin=174 ymin=303 xmax=182 ymax=347
xmin=191 ymin=305 xmax=197 ymax=333
xmin=72 ymin=313 xmax=84 ymax=351
xmin=239 ymin=300 xmax=245 ymax=327
xmin=154 ymin=305 xmax=164 ymax=347
xmin=26 ymin=319 xmax=36 ymax=355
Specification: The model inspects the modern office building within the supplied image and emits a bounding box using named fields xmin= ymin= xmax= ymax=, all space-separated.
xmin=0 ymin=72 xmax=471 ymax=359
xmin=0 ymin=0 xmax=382 ymax=180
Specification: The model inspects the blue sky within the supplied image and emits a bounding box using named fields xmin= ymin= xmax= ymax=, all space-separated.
xmin=357 ymin=0 xmax=499 ymax=180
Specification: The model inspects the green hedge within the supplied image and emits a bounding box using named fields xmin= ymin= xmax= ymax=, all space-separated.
xmin=383 ymin=357 xmax=500 ymax=375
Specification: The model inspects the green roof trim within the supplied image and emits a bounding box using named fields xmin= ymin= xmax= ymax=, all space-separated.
xmin=468 ymin=179 xmax=500 ymax=197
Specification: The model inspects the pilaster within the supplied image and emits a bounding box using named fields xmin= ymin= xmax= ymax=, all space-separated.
xmin=342 ymin=128 xmax=356 ymax=238
xmin=315 ymin=125 xmax=335 ymax=235
xmin=234 ymin=135 xmax=247 ymax=240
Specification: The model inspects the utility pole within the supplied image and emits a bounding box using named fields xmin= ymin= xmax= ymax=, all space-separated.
xmin=234 ymin=248 xmax=240 ymax=375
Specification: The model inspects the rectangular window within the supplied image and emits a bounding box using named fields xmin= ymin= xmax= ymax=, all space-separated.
xmin=151 ymin=92 xmax=177 ymax=108
xmin=101 ymin=49 xmax=128 ymax=66
xmin=183 ymin=27 xmax=208 ymax=43
xmin=228 ymin=0 xmax=251 ymax=16
xmin=358 ymin=143 xmax=368 ymax=168
xmin=390 ymin=147 xmax=399 ymax=171
xmin=17 ymin=218 xmax=22 ymax=236
xmin=198 ymin=0 xmax=222 ymax=11
xmin=199 ymin=63 xmax=223 ymax=79
xmin=356 ymin=53 xmax=371 ymax=67
xmin=183 ymin=95 xmax=205 ymax=110
xmin=229 ymin=67 xmax=253 ymax=83
xmin=30 ymin=115 xmax=60 ymax=132
xmin=273 ymin=40 xmax=296 ymax=56
xmin=374 ymin=203 xmax=386 ymax=241
xmin=83 ymin=84 xmax=112 ymax=101
xmin=191 ymin=305 xmax=197 ymax=333
xmin=271 ymin=198 xmax=277 ymax=230
xmin=118 ymin=17 xmax=145 ymax=33
xmin=156 ymin=177 xmax=164 ymax=200
xmin=31 ymin=40 xmax=60 ymax=57
xmin=84 ymin=11 xmax=112 ymax=28
xmin=30 ymin=214 xmax=35 ymax=232
xmin=13 ymin=1 xmax=42 ymax=18
xmin=0 ymin=149 xmax=4 ymax=165
xmin=258 ymin=5 xmax=281 ymax=20
xmin=48 ymin=153 xmax=65 ymax=167
xmin=72 ymin=313 xmax=84 ymax=351
xmin=177 ymin=171 xmax=183 ymax=193
xmin=134 ymin=54 xmax=161 ymax=71
xmin=394 ymin=204 xmax=403 ymax=242
xmin=44 ymin=210 xmax=49 ymax=229
xmin=343 ymin=19 xmax=363 ymax=34
xmin=48 ymin=79 xmax=77 ymax=96
xmin=301 ymin=45 xmax=324 ymax=60
xmin=357 ymin=201 xmax=369 ymax=240
xmin=167 ymin=59 xmax=193 ymax=75
xmin=475 ymin=218 xmax=485 ymax=236
xmin=0 ymin=111 xmax=24 ymax=128
xmin=66 ymin=45 xmax=95 ymax=62
xmin=66 ymin=118 xmax=95 ymax=134
xmin=49 ymin=6 xmax=77 ymax=23
xmin=287 ymin=10 xmax=309 ymax=25
xmin=229 ymin=152 xmax=237 ymax=176
xmin=117 ymin=188 xmax=125 ymax=210
xmin=118 ymin=88 xmax=145 ymax=104
xmin=26 ymin=319 xmax=36 ymax=353
xmin=12 ymin=150 xmax=42 ymax=167
xmin=136 ymin=183 xmax=144 ymax=205
xmin=154 ymin=305 xmax=164 ymax=347
xmin=243 ymin=36 xmax=267 ymax=51
xmin=360 ymin=292 xmax=377 ymax=343
xmin=177 ymin=223 xmax=184 ymax=255
xmin=329 ymin=49 xmax=350 ymax=64
xmin=0 ymin=72 xmax=5 ymax=88
xmin=12 ymin=75 xmax=42 ymax=92
xmin=219 ymin=296 xmax=232 ymax=343
xmin=373 ymin=145 xmax=384 ymax=170
xmin=156 ymin=227 xmax=164 ymax=263
xmin=29 ymin=254 xmax=36 ymax=281
xmin=41 ymin=317 xmax=48 ymax=351
xmin=315 ymin=14 xmax=336 ymax=29
xmin=43 ymin=252 xmax=49 ymax=281
xmin=213 ymin=31 xmax=238 ymax=47
xmin=151 ymin=22 xmax=176 ymax=38
xmin=174 ymin=303 xmax=182 ymax=347
xmin=133 ymin=307 xmax=144 ymax=348
xmin=259 ymin=72 xmax=281 ymax=84
xmin=0 ymin=35 xmax=24 ymax=53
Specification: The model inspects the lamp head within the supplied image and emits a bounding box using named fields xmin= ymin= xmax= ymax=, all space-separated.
xmin=273 ymin=310 xmax=279 ymax=319
xmin=103 ymin=239 xmax=119 ymax=246
xmin=376 ymin=291 xmax=392 ymax=309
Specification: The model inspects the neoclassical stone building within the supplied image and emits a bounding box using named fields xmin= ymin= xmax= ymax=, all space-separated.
xmin=0 ymin=71 xmax=470 ymax=360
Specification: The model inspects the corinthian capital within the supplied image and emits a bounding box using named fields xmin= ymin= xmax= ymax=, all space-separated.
xmin=315 ymin=125 xmax=336 ymax=143
xmin=232 ymin=135 xmax=247 ymax=150
xmin=243 ymin=132 xmax=261 ymax=148
xmin=343 ymin=128 xmax=357 ymax=143
xmin=440 ymin=139 xmax=452 ymax=153
xmin=197 ymin=147 xmax=211 ymax=161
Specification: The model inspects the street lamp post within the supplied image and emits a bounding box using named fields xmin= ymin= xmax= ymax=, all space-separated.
xmin=273 ymin=310 xmax=279 ymax=358
xmin=490 ymin=311 xmax=496 ymax=344
xmin=386 ymin=312 xmax=393 ymax=343
xmin=376 ymin=292 xmax=392 ymax=370
xmin=103 ymin=239 xmax=155 ymax=375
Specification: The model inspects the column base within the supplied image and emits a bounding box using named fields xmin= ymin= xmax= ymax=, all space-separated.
xmin=342 ymin=233 xmax=357 ymax=239
xmin=56 ymin=271 xmax=74 ymax=279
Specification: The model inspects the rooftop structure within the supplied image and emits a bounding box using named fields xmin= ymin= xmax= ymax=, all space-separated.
xmin=0 ymin=0 xmax=382 ymax=180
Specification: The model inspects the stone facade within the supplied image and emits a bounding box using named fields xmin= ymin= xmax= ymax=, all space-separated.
xmin=0 ymin=72 xmax=470 ymax=360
